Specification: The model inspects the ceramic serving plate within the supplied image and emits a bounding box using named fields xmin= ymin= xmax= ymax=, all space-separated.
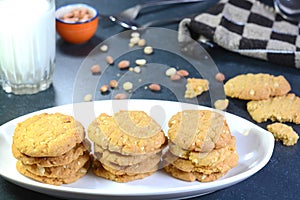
xmin=0 ymin=99 xmax=274 ymax=200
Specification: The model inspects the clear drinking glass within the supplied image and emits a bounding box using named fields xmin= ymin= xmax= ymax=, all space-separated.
xmin=0 ymin=0 xmax=55 ymax=95
xmin=274 ymin=0 xmax=300 ymax=21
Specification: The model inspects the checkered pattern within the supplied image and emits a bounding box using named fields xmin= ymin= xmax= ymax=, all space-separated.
xmin=178 ymin=0 xmax=300 ymax=68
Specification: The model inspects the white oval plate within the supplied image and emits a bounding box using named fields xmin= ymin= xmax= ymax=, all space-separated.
xmin=0 ymin=99 xmax=274 ymax=200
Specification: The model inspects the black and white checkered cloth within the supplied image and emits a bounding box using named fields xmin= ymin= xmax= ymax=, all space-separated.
xmin=178 ymin=0 xmax=300 ymax=68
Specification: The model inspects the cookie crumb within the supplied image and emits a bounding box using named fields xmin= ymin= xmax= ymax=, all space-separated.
xmin=84 ymin=94 xmax=93 ymax=102
xmin=184 ymin=78 xmax=209 ymax=98
xmin=267 ymin=123 xmax=299 ymax=146
xmin=214 ymin=99 xmax=229 ymax=110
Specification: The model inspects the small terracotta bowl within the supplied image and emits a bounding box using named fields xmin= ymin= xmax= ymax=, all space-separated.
xmin=55 ymin=3 xmax=99 ymax=44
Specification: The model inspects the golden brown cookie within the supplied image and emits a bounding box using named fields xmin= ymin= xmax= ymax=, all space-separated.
xmin=94 ymin=144 xmax=162 ymax=166
xmin=164 ymin=165 xmax=227 ymax=182
xmin=92 ymin=159 xmax=154 ymax=183
xmin=88 ymin=111 xmax=166 ymax=155
xmin=164 ymin=148 xmax=238 ymax=174
xmin=247 ymin=93 xmax=300 ymax=124
xmin=267 ymin=123 xmax=299 ymax=146
xmin=16 ymin=160 xmax=90 ymax=186
xmin=169 ymin=136 xmax=236 ymax=167
xmin=12 ymin=143 xmax=87 ymax=167
xmin=224 ymin=73 xmax=291 ymax=100
xmin=168 ymin=110 xmax=231 ymax=152
xmin=13 ymin=113 xmax=85 ymax=157
xmin=100 ymin=153 xmax=160 ymax=176
xmin=20 ymin=151 xmax=90 ymax=178
xmin=184 ymin=78 xmax=209 ymax=98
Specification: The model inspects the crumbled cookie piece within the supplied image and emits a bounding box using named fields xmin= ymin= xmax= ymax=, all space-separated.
xmin=184 ymin=78 xmax=209 ymax=98
xmin=267 ymin=123 xmax=299 ymax=146
xmin=247 ymin=93 xmax=300 ymax=124
xmin=224 ymin=73 xmax=291 ymax=100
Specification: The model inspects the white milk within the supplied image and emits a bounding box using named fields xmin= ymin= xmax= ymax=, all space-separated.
xmin=0 ymin=0 xmax=55 ymax=94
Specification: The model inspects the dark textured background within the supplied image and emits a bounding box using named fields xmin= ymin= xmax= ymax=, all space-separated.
xmin=0 ymin=0 xmax=299 ymax=199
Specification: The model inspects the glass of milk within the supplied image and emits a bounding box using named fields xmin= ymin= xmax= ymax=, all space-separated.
xmin=0 ymin=0 xmax=55 ymax=95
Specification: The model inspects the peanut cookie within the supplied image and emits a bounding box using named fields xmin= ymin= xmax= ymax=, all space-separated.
xmin=20 ymin=151 xmax=90 ymax=178
xmin=100 ymin=153 xmax=160 ymax=175
xmin=16 ymin=160 xmax=89 ymax=186
xmin=169 ymin=136 xmax=236 ymax=167
xmin=267 ymin=123 xmax=299 ymax=146
xmin=168 ymin=110 xmax=231 ymax=152
xmin=88 ymin=111 xmax=166 ymax=155
xmin=92 ymin=159 xmax=154 ymax=183
xmin=13 ymin=113 xmax=85 ymax=157
xmin=164 ymin=164 xmax=226 ymax=182
xmin=164 ymin=147 xmax=238 ymax=174
xmin=94 ymin=144 xmax=162 ymax=166
xmin=224 ymin=73 xmax=291 ymax=100
xmin=184 ymin=78 xmax=209 ymax=98
xmin=247 ymin=93 xmax=300 ymax=124
xmin=12 ymin=143 xmax=87 ymax=167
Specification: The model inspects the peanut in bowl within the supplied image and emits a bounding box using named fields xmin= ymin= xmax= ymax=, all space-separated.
xmin=55 ymin=3 xmax=99 ymax=44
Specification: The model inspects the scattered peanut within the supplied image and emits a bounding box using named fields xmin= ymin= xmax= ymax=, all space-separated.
xmin=177 ymin=69 xmax=189 ymax=77
xmin=105 ymin=55 xmax=114 ymax=65
xmin=144 ymin=46 xmax=153 ymax=55
xmin=114 ymin=93 xmax=127 ymax=99
xmin=90 ymin=64 xmax=101 ymax=74
xmin=135 ymin=59 xmax=147 ymax=66
xmin=214 ymin=99 xmax=229 ymax=110
xmin=130 ymin=37 xmax=140 ymax=45
xmin=165 ymin=67 xmax=177 ymax=76
xmin=149 ymin=83 xmax=161 ymax=91
xmin=109 ymin=80 xmax=118 ymax=88
xmin=131 ymin=32 xmax=140 ymax=38
xmin=118 ymin=60 xmax=130 ymax=69
xmin=61 ymin=8 xmax=92 ymax=23
xmin=83 ymin=94 xmax=92 ymax=102
xmin=100 ymin=85 xmax=109 ymax=93
xmin=138 ymin=39 xmax=146 ymax=47
xmin=100 ymin=44 xmax=108 ymax=52
xmin=134 ymin=66 xmax=141 ymax=73
xmin=129 ymin=42 xmax=135 ymax=48
xmin=123 ymin=81 xmax=133 ymax=91
xmin=170 ymin=74 xmax=181 ymax=81
xmin=215 ymin=72 xmax=225 ymax=82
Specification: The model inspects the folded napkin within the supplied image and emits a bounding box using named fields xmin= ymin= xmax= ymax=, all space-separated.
xmin=178 ymin=0 xmax=300 ymax=68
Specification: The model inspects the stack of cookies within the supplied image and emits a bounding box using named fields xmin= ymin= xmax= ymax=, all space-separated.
xmin=12 ymin=113 xmax=90 ymax=185
xmin=88 ymin=110 xmax=167 ymax=182
xmin=164 ymin=110 xmax=238 ymax=182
